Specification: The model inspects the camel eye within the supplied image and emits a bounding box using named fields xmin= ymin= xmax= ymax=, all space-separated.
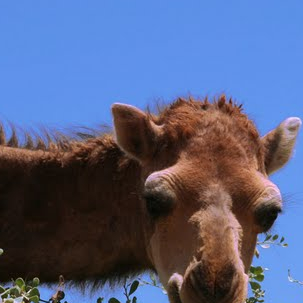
xmin=143 ymin=190 xmax=175 ymax=219
xmin=255 ymin=204 xmax=282 ymax=232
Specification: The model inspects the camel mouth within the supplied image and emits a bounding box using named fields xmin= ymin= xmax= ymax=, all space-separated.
xmin=167 ymin=262 xmax=248 ymax=303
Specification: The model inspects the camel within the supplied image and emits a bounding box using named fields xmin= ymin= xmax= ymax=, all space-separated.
xmin=0 ymin=96 xmax=301 ymax=303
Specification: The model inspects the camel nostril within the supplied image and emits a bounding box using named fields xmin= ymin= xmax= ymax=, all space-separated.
xmin=183 ymin=261 xmax=238 ymax=303
xmin=215 ymin=263 xmax=237 ymax=300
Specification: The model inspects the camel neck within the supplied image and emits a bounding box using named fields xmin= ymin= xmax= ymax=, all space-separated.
xmin=0 ymin=136 xmax=153 ymax=283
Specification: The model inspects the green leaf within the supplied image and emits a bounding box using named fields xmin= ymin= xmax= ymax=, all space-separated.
xmin=132 ymin=296 xmax=137 ymax=303
xmin=3 ymin=299 xmax=14 ymax=303
xmin=26 ymin=285 xmax=32 ymax=292
xmin=0 ymin=285 xmax=6 ymax=294
xmin=249 ymin=281 xmax=261 ymax=291
xmin=108 ymin=298 xmax=121 ymax=303
xmin=280 ymin=236 xmax=285 ymax=243
xmin=264 ymin=234 xmax=271 ymax=241
xmin=28 ymin=287 xmax=40 ymax=298
xmin=272 ymin=234 xmax=279 ymax=241
xmin=15 ymin=278 xmax=25 ymax=289
xmin=0 ymin=287 xmax=9 ymax=299
xmin=254 ymin=266 xmax=263 ymax=275
xmin=28 ymin=295 xmax=40 ymax=303
xmin=56 ymin=290 xmax=65 ymax=300
xmin=129 ymin=280 xmax=139 ymax=296
xmin=249 ymin=266 xmax=256 ymax=274
xmin=32 ymin=277 xmax=40 ymax=287
xmin=97 ymin=297 xmax=104 ymax=303
xmin=1 ymin=289 xmax=9 ymax=299
xmin=9 ymin=286 xmax=21 ymax=297
xmin=254 ymin=274 xmax=264 ymax=282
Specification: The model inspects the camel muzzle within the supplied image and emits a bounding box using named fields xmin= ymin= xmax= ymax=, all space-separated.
xmin=167 ymin=261 xmax=247 ymax=303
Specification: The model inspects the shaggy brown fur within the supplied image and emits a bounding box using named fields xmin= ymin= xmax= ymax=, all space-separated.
xmin=0 ymin=95 xmax=300 ymax=303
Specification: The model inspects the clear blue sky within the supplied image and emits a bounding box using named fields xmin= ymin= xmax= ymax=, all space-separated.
xmin=0 ymin=1 xmax=302 ymax=302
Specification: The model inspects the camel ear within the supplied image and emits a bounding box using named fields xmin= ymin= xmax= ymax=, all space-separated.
xmin=112 ymin=103 xmax=162 ymax=162
xmin=262 ymin=117 xmax=301 ymax=175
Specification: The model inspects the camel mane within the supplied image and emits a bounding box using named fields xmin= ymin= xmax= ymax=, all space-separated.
xmin=0 ymin=95 xmax=261 ymax=159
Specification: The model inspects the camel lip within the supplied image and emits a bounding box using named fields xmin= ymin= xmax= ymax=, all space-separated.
xmin=167 ymin=273 xmax=184 ymax=303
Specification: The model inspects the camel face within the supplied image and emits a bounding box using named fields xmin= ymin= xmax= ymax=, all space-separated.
xmin=143 ymin=150 xmax=282 ymax=303
xmin=112 ymin=97 xmax=301 ymax=303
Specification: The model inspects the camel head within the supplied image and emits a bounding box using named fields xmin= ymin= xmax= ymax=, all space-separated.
xmin=111 ymin=97 xmax=301 ymax=303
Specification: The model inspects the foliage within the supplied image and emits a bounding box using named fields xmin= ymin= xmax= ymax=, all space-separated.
xmin=256 ymin=233 xmax=288 ymax=250
xmin=0 ymin=277 xmax=40 ymax=303
xmin=0 ymin=233 xmax=301 ymax=303
xmin=246 ymin=266 xmax=266 ymax=303
xmin=138 ymin=273 xmax=167 ymax=294
xmin=245 ymin=233 xmax=288 ymax=303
